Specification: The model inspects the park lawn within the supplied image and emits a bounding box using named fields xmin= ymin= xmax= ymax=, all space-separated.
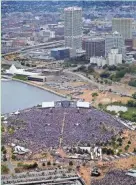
xmin=120 ymin=107 xmax=136 ymax=122
xmin=13 ymin=74 xmax=28 ymax=81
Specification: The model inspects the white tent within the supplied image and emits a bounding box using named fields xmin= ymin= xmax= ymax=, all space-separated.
xmin=42 ymin=102 xmax=55 ymax=108
xmin=13 ymin=146 xmax=29 ymax=154
xmin=77 ymin=101 xmax=90 ymax=108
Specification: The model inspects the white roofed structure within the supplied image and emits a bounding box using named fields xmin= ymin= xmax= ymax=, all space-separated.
xmin=42 ymin=102 xmax=55 ymax=108
xmin=6 ymin=64 xmax=24 ymax=75
xmin=13 ymin=146 xmax=30 ymax=154
xmin=77 ymin=101 xmax=90 ymax=108
xmin=6 ymin=64 xmax=41 ymax=76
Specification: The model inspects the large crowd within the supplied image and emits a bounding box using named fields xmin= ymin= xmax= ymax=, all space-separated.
xmin=3 ymin=105 xmax=126 ymax=151
xmin=91 ymin=170 xmax=136 ymax=185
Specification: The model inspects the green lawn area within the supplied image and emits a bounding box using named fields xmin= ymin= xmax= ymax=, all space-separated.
xmin=120 ymin=107 xmax=136 ymax=122
xmin=13 ymin=74 xmax=28 ymax=81
xmin=101 ymin=103 xmax=136 ymax=122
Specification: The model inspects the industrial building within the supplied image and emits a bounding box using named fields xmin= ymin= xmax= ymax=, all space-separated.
xmin=90 ymin=57 xmax=107 ymax=67
xmin=50 ymin=47 xmax=70 ymax=60
xmin=64 ymin=7 xmax=82 ymax=50
xmin=107 ymin=48 xmax=122 ymax=66
xmin=82 ymin=37 xmax=105 ymax=59
xmin=112 ymin=18 xmax=133 ymax=39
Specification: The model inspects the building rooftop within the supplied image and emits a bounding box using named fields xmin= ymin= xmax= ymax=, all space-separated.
xmin=83 ymin=37 xmax=105 ymax=42
xmin=64 ymin=7 xmax=82 ymax=11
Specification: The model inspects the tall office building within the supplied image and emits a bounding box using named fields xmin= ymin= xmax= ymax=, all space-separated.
xmin=64 ymin=7 xmax=82 ymax=50
xmin=82 ymin=37 xmax=105 ymax=60
xmin=105 ymin=31 xmax=125 ymax=59
xmin=112 ymin=18 xmax=133 ymax=39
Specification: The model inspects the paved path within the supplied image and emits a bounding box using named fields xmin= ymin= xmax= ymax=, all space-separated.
xmin=59 ymin=112 xmax=67 ymax=148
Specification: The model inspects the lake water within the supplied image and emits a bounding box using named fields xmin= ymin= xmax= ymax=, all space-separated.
xmin=1 ymin=80 xmax=65 ymax=114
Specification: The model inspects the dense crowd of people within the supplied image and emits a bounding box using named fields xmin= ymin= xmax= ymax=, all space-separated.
xmin=3 ymin=105 xmax=126 ymax=151
xmin=91 ymin=170 xmax=136 ymax=185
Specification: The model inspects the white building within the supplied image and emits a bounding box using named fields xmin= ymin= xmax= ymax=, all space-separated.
xmin=90 ymin=57 xmax=107 ymax=67
xmin=107 ymin=48 xmax=122 ymax=66
xmin=105 ymin=31 xmax=125 ymax=58
xmin=64 ymin=7 xmax=82 ymax=50
xmin=112 ymin=18 xmax=133 ymax=39
xmin=6 ymin=64 xmax=41 ymax=76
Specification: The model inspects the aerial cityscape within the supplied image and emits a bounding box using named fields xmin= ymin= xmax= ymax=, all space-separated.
xmin=1 ymin=1 xmax=136 ymax=185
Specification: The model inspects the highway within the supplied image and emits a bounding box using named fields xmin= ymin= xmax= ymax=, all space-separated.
xmin=2 ymin=40 xmax=64 ymax=56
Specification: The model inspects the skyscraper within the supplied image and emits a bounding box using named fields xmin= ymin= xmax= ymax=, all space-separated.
xmin=112 ymin=18 xmax=133 ymax=39
xmin=64 ymin=7 xmax=82 ymax=50
xmin=105 ymin=31 xmax=125 ymax=59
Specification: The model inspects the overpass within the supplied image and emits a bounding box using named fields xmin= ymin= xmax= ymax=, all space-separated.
xmin=2 ymin=40 xmax=64 ymax=56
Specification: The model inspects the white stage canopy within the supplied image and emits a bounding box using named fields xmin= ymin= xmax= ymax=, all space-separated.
xmin=42 ymin=101 xmax=55 ymax=108
xmin=77 ymin=101 xmax=90 ymax=108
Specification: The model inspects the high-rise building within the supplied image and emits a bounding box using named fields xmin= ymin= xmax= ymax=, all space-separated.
xmin=112 ymin=18 xmax=133 ymax=39
xmin=64 ymin=7 xmax=82 ymax=50
xmin=105 ymin=31 xmax=125 ymax=58
xmin=82 ymin=37 xmax=105 ymax=60
xmin=108 ymin=48 xmax=122 ymax=66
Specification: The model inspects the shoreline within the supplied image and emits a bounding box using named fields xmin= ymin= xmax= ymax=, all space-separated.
xmin=12 ymin=78 xmax=66 ymax=98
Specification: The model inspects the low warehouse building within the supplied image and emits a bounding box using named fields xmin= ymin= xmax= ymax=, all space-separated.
xmin=28 ymin=76 xmax=46 ymax=82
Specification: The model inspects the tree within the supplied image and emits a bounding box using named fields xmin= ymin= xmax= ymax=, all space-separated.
xmin=117 ymin=152 xmax=120 ymax=156
xmin=42 ymin=163 xmax=45 ymax=166
xmin=92 ymin=92 xmax=98 ymax=97
xmin=132 ymin=92 xmax=136 ymax=99
xmin=47 ymin=161 xmax=51 ymax=166
xmin=117 ymin=138 xmax=122 ymax=143
xmin=12 ymin=154 xmax=16 ymax=160
xmin=33 ymin=162 xmax=38 ymax=168
xmin=98 ymin=103 xmax=103 ymax=108
xmin=69 ymin=161 xmax=73 ymax=166
xmin=3 ymin=149 xmax=7 ymax=154
xmin=15 ymin=168 xmax=20 ymax=173
xmin=127 ymin=100 xmax=136 ymax=107
xmin=115 ymin=70 xmax=126 ymax=78
xmin=1 ymin=146 xmax=5 ymax=151
xmin=53 ymin=162 xmax=56 ymax=166
xmin=102 ymin=64 xmax=108 ymax=69
xmin=1 ymin=126 xmax=5 ymax=132
xmin=108 ymin=65 xmax=117 ymax=71
xmin=1 ymin=165 xmax=9 ymax=174
xmin=26 ymin=63 xmax=30 ymax=67
xmin=128 ymin=80 xmax=136 ymax=87
xmin=87 ymin=65 xmax=94 ymax=73
xmin=125 ymin=145 xmax=129 ymax=151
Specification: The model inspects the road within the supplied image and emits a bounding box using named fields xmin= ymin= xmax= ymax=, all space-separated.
xmin=63 ymin=69 xmax=104 ymax=89
xmin=63 ymin=69 xmax=134 ymax=97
